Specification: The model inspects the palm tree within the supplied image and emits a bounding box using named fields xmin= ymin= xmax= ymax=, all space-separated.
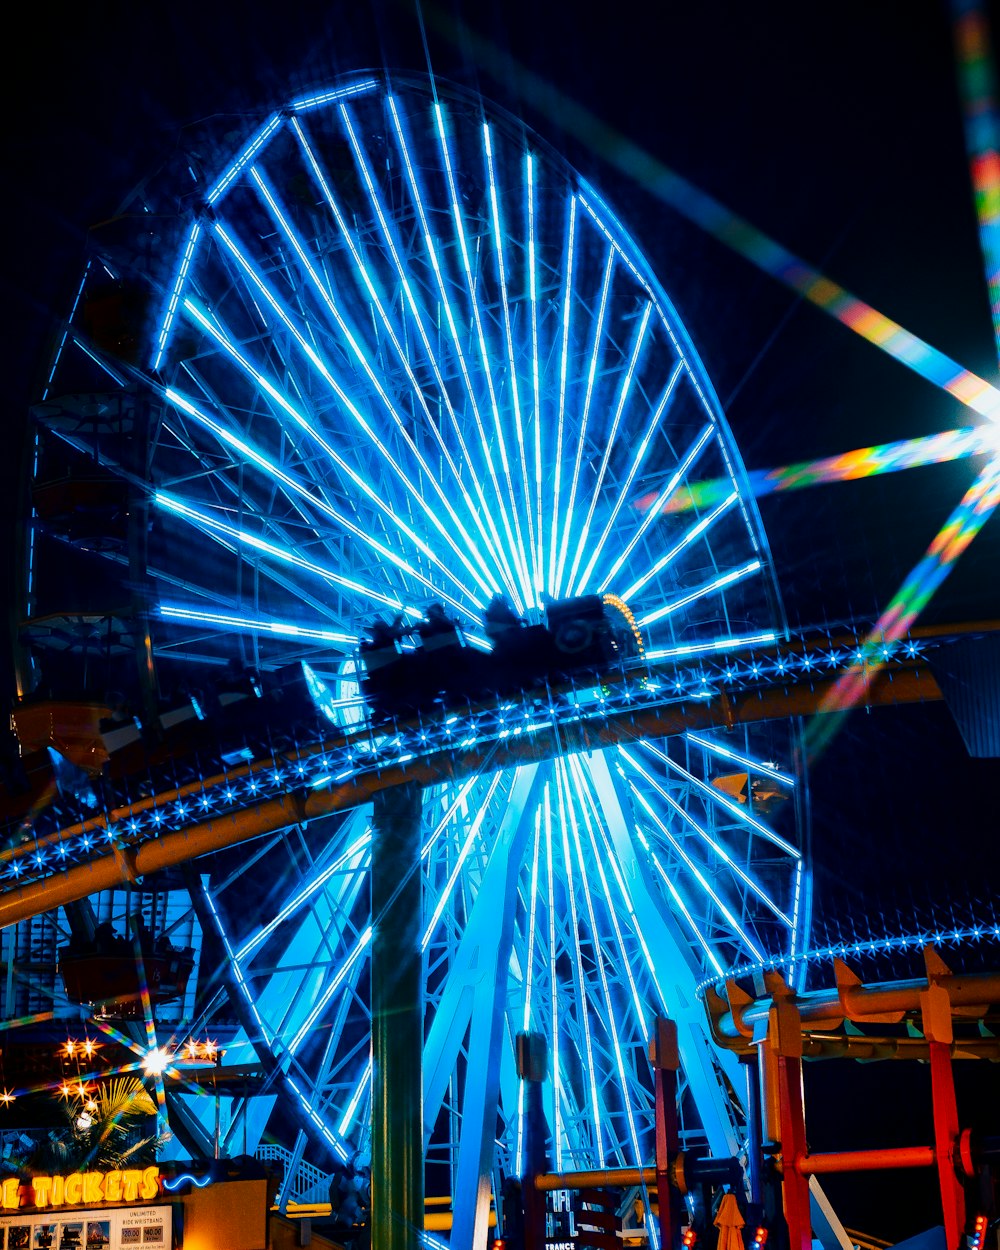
xmin=18 ymin=1079 xmax=168 ymax=1174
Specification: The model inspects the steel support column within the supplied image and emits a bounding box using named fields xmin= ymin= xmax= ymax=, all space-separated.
xmin=372 ymin=782 xmax=424 ymax=1250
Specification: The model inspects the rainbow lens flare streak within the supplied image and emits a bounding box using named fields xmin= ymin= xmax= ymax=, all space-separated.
xmin=637 ymin=425 xmax=997 ymax=515
xmin=806 ymin=455 xmax=1000 ymax=761
xmin=438 ymin=13 xmax=1000 ymax=421
xmin=953 ymin=0 xmax=1000 ymax=365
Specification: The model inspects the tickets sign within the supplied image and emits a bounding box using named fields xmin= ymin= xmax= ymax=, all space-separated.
xmin=0 ymin=1170 xmax=161 ymax=1210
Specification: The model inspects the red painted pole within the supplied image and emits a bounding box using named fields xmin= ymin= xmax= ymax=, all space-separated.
xmin=796 ymin=1146 xmax=936 ymax=1174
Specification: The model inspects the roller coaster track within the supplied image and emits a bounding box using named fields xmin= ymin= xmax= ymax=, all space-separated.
xmin=1 ymin=621 xmax=993 ymax=928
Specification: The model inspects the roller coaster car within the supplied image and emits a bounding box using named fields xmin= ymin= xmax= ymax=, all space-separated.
xmin=359 ymin=594 xmax=639 ymax=721
xmin=58 ymin=940 xmax=195 ymax=1019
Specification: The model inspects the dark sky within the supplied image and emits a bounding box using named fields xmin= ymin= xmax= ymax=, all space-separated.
xmin=3 ymin=1 xmax=999 ymax=1235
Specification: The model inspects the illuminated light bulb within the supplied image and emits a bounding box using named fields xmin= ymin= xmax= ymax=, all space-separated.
xmin=81 ymin=1039 xmax=96 ymax=1058
xmin=63 ymin=1040 xmax=76 ymax=1057
xmin=142 ymin=1047 xmax=172 ymax=1075
xmin=0 ymin=1090 xmax=15 ymax=1105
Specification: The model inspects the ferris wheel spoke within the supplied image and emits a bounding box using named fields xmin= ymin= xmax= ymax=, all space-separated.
xmin=641 ymin=740 xmax=801 ymax=859
xmin=154 ymin=492 xmax=407 ymax=613
xmin=623 ymin=487 xmax=739 ymax=604
xmin=525 ymin=152 xmax=545 ymax=593
xmin=171 ymin=352 xmax=480 ymax=618
xmin=200 ymin=227 xmax=489 ymax=609
xmin=422 ymin=766 xmax=543 ymax=1245
xmin=541 ymin=780 xmax=566 ymax=1169
xmin=484 ymin=121 xmax=539 ymax=597
xmin=553 ymin=246 xmax=616 ymax=598
xmin=567 ymin=300 xmax=653 ymax=596
xmin=549 ymin=195 xmax=578 ymax=596
xmin=583 ymin=360 xmax=684 ymax=595
xmin=568 ymin=755 xmax=652 ymax=1028
xmin=637 ymin=557 xmax=762 ymax=629
xmin=246 ymin=165 xmax=503 ymax=603
xmin=380 ymin=96 xmax=525 ymax=596
xmin=629 ymin=779 xmax=761 ymax=968
xmin=686 ymin=731 xmax=797 ymax=788
xmin=370 ymin=99 xmax=528 ymax=603
xmin=618 ymin=746 xmax=791 ymax=928
xmin=561 ymin=757 xmax=654 ymax=1165
xmin=284 ymin=124 xmax=507 ymax=603
xmin=600 ymin=420 xmax=714 ymax=593
xmin=432 ymin=101 xmax=534 ymax=606
xmin=554 ymin=759 xmax=604 ymax=1161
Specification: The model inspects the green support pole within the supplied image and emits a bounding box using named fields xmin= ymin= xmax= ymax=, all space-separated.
xmin=371 ymin=782 xmax=424 ymax=1250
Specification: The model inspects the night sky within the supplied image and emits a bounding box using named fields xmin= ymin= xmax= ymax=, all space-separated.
xmin=3 ymin=1 xmax=1000 ymax=1237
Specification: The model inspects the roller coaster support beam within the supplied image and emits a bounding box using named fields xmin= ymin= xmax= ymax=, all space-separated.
xmin=371 ymin=782 xmax=424 ymax=1250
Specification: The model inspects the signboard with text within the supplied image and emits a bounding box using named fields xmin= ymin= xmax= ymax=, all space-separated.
xmin=0 ymin=1204 xmax=170 ymax=1249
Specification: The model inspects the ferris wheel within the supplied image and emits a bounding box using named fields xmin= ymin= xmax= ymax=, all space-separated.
xmin=17 ymin=74 xmax=809 ymax=1210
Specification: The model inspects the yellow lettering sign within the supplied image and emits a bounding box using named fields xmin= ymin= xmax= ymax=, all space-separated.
xmin=140 ymin=1166 xmax=159 ymax=1200
xmin=82 ymin=1172 xmax=104 ymax=1204
xmin=121 ymin=1170 xmax=142 ymax=1202
xmin=0 ymin=1169 xmax=161 ymax=1210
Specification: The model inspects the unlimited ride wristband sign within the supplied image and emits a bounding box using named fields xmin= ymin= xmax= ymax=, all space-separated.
xmin=0 ymin=1171 xmax=170 ymax=1250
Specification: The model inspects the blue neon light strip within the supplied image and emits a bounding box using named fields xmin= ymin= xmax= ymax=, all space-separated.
xmin=569 ymin=756 xmax=650 ymax=1023
xmin=237 ymin=833 xmax=371 ymax=963
xmin=246 ymin=168 xmax=497 ymax=602
xmin=527 ymin=152 xmax=544 ymax=594
xmin=421 ymin=773 xmax=504 ymax=950
xmin=554 ymin=759 xmax=604 ymax=1159
xmin=434 ymin=102 xmax=532 ymax=605
xmin=291 ymin=78 xmax=377 ymax=113
xmin=641 ymin=741 xmax=800 ymax=859
xmin=290 ymin=113 xmax=504 ymax=598
xmin=163 ymin=1173 xmax=213 ymax=1192
xmin=601 ymin=422 xmax=713 ymax=593
xmin=686 ymin=732 xmax=796 ymax=787
xmin=585 ymin=362 xmax=684 ymax=594
xmin=620 ymin=749 xmax=791 ymax=927
xmin=385 ymin=96 xmax=524 ymax=603
xmin=644 ymin=630 xmax=776 ymax=661
xmin=554 ymin=244 xmax=615 ymax=597
xmin=638 ymin=560 xmax=762 ymax=628
xmin=565 ymin=757 xmax=643 ymax=1163
xmin=543 ymin=782 xmax=564 ymax=1170
xmin=567 ymin=301 xmax=653 ymax=596
xmin=287 ymin=926 xmax=372 ymax=1054
xmin=485 ymin=122 xmax=537 ymax=600
xmin=154 ymin=490 xmax=406 ymax=612
xmin=153 ymin=219 xmax=202 ymax=370
xmin=626 ymin=772 xmax=763 ymax=962
xmin=176 ymin=301 xmax=476 ymax=617
xmin=624 ymin=492 xmax=738 ymax=603
xmin=631 ymin=817 xmax=727 ymax=976
xmin=206 ymin=113 xmax=282 ymax=204
xmin=337 ymin=1061 xmax=371 ymax=1137
xmin=159 ymin=604 xmax=353 ymax=645
xmin=550 ymin=196 xmax=578 ymax=595
xmin=43 ymin=262 xmax=92 ymax=400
